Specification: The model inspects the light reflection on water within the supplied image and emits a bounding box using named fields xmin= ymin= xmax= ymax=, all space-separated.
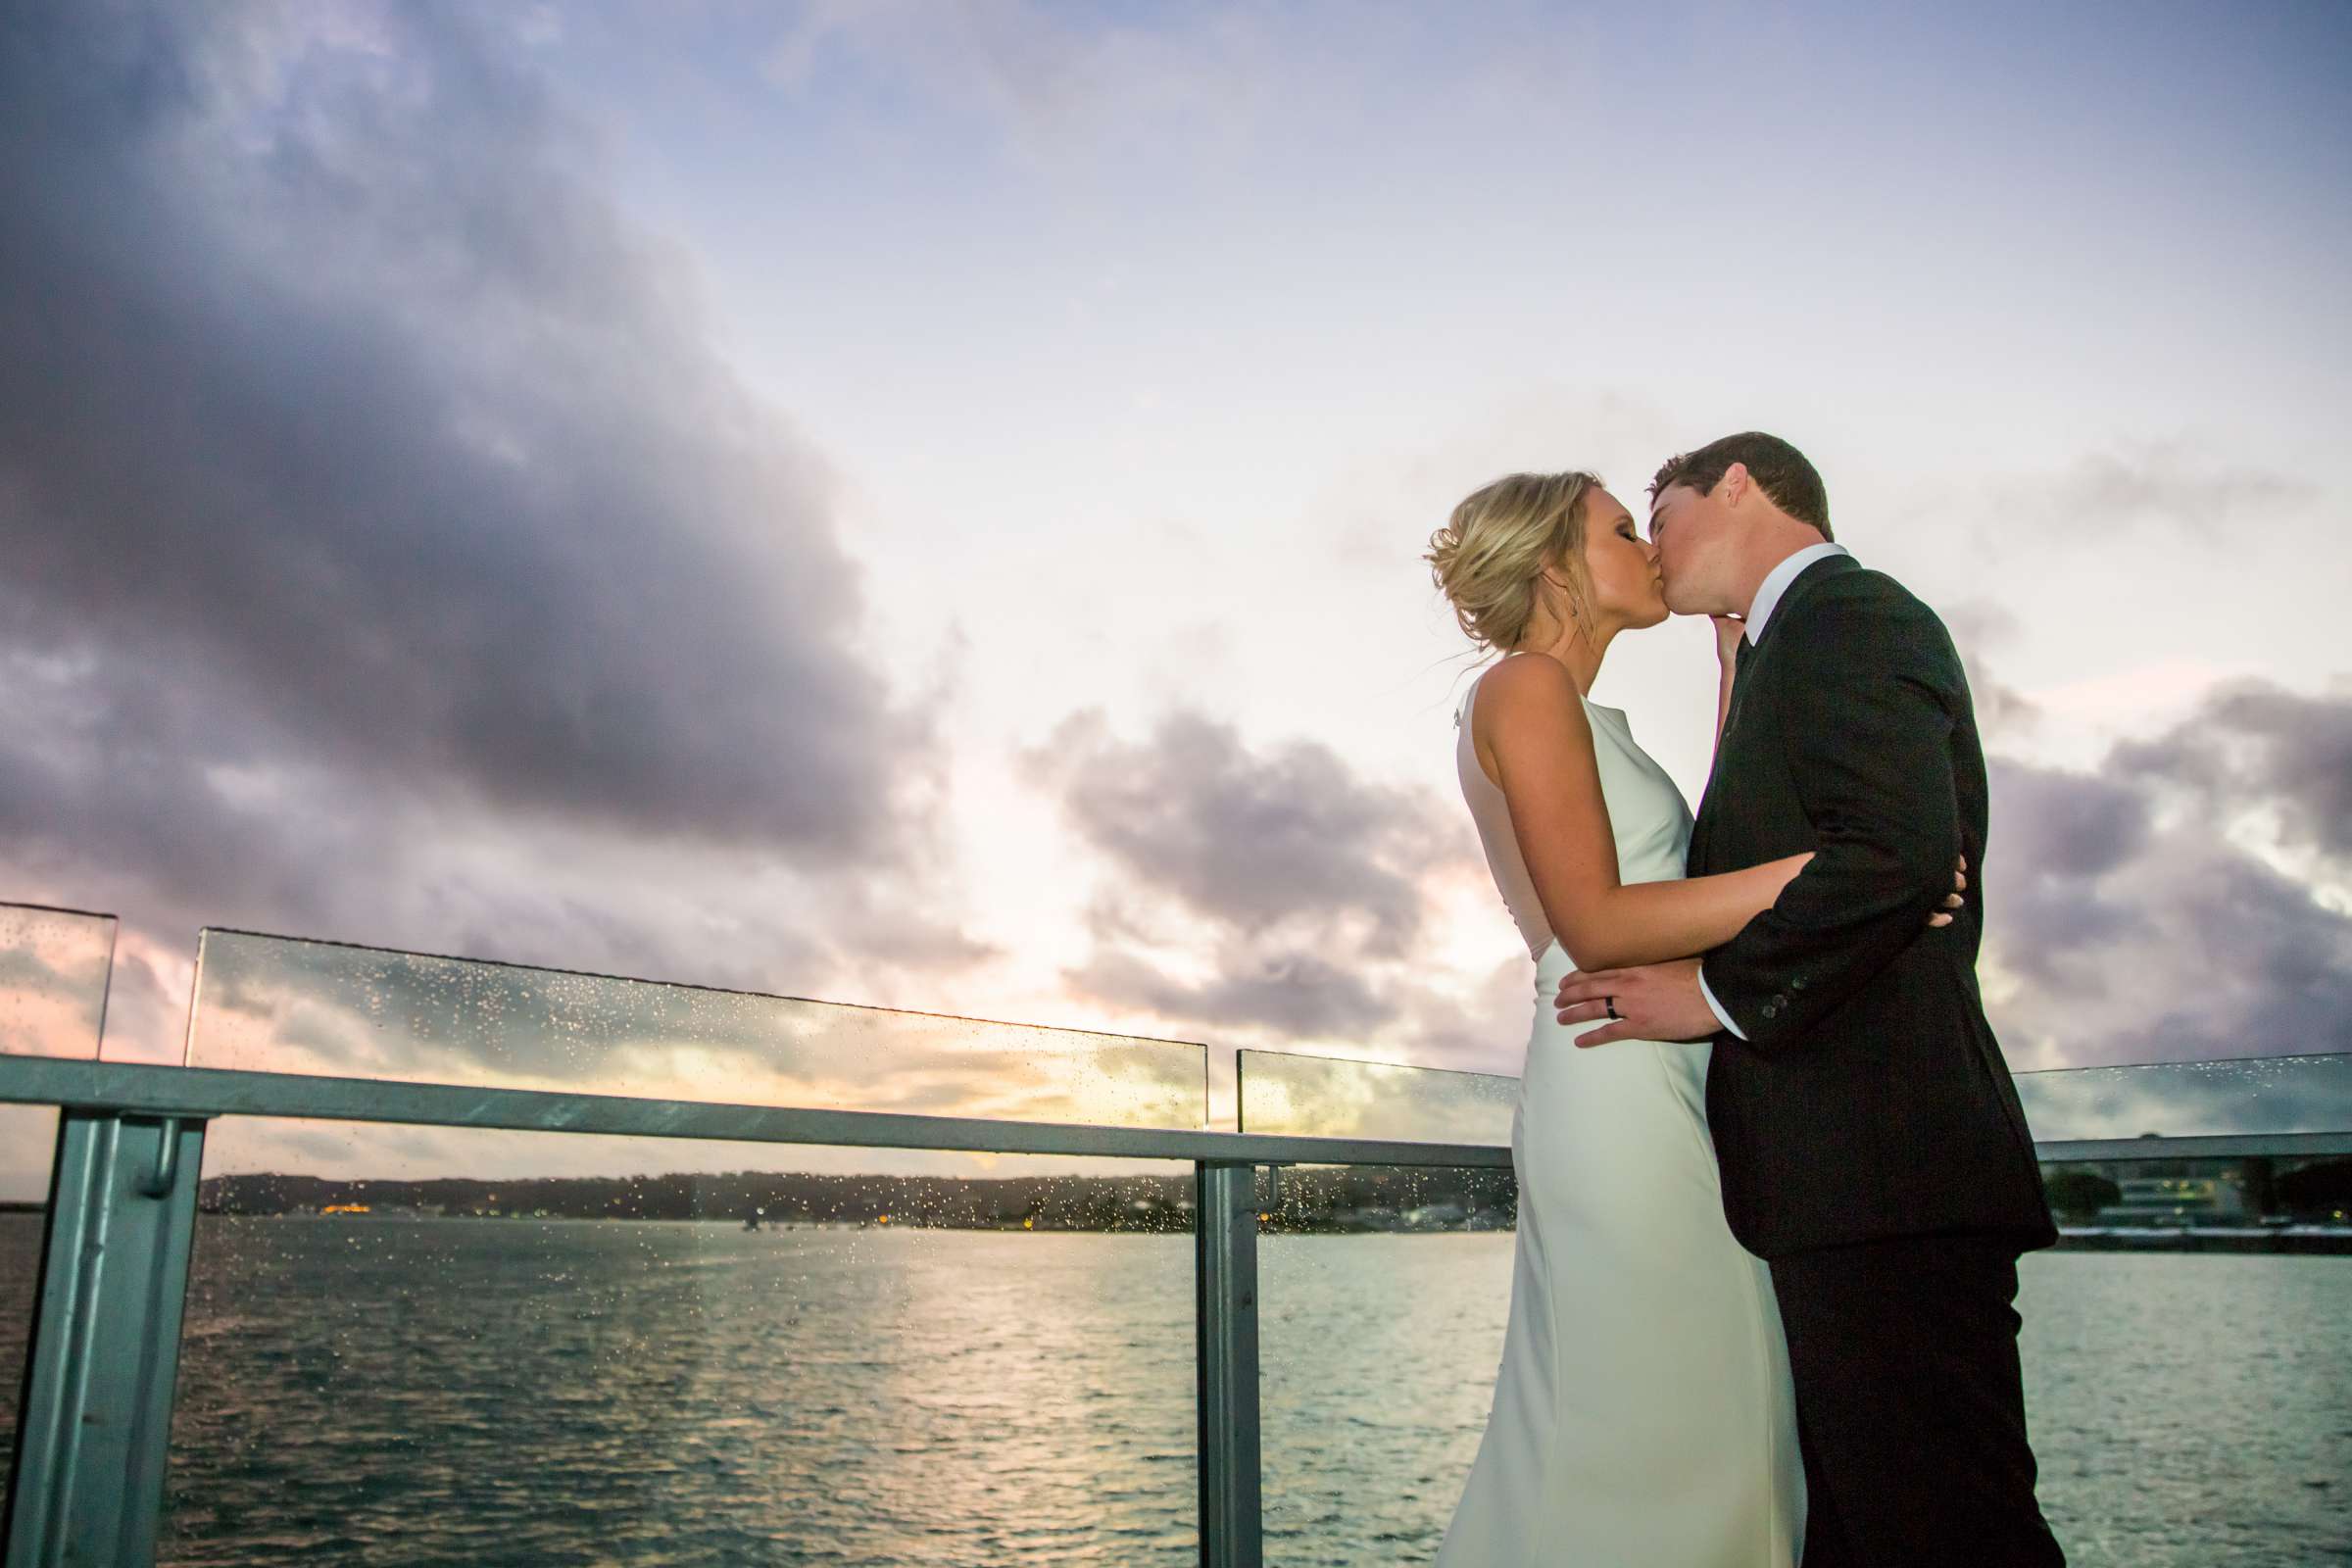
xmin=2 ymin=1219 xmax=2347 ymax=1566
xmin=158 ymin=1217 xmax=1198 ymax=1567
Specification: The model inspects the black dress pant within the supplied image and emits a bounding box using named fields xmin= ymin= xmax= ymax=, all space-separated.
xmin=1769 ymin=1233 xmax=2066 ymax=1567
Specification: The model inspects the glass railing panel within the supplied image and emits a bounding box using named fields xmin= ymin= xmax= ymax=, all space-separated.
xmin=0 ymin=902 xmax=117 ymax=1061
xmin=164 ymin=1118 xmax=1200 ymax=1566
xmin=1242 ymin=1047 xmax=2352 ymax=1149
xmin=179 ymin=928 xmax=1207 ymax=1128
xmin=1235 ymin=1048 xmax=1516 ymax=1145
xmin=0 ymin=901 xmax=116 ymax=1527
xmin=2014 ymin=1051 xmax=2352 ymax=1142
xmin=1259 ymin=1165 xmax=1513 ymax=1564
xmin=1241 ymin=1052 xmax=1517 ymax=1561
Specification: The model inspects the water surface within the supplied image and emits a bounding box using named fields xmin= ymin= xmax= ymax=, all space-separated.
xmin=4 ymin=1217 xmax=2347 ymax=1564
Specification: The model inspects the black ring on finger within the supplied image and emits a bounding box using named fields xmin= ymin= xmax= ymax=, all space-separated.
xmin=1604 ymin=996 xmax=1620 ymax=1021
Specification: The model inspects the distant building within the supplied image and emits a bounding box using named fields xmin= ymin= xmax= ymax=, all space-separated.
xmin=2095 ymin=1176 xmax=2250 ymax=1226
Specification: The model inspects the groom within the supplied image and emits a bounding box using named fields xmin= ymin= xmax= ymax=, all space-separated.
xmin=1552 ymin=432 xmax=2063 ymax=1566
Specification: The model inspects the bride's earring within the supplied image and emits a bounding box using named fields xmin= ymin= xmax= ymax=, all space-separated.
xmin=1544 ymin=569 xmax=1591 ymax=643
xmin=1566 ymin=590 xmax=1593 ymax=644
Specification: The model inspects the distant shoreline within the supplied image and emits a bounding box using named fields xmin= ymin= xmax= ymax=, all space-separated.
xmin=2051 ymin=1225 xmax=2352 ymax=1255
xmin=15 ymin=1206 xmax=2342 ymax=1252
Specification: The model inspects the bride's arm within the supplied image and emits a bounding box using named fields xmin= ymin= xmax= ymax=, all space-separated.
xmin=1478 ymin=652 xmax=1806 ymax=972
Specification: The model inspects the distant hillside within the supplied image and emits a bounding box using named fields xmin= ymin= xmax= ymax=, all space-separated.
xmin=198 ymin=1164 xmax=1520 ymax=1233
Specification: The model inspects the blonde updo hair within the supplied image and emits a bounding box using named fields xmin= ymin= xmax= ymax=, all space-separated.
xmin=1425 ymin=470 xmax=1601 ymax=653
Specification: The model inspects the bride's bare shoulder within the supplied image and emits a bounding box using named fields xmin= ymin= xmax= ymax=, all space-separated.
xmin=1471 ymin=654 xmax=1592 ymax=783
xmin=1477 ymin=651 xmax=1579 ymax=711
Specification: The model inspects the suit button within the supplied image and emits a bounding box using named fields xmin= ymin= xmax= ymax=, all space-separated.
xmin=1773 ymin=993 xmax=1788 ymax=1007
xmin=1789 ymin=976 xmax=1807 ymax=992
xmin=1760 ymin=1003 xmax=1780 ymax=1020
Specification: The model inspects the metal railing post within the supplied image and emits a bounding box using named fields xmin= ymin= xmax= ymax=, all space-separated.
xmin=5 ymin=1112 xmax=207 ymax=1568
xmin=1195 ymin=1160 xmax=1262 ymax=1568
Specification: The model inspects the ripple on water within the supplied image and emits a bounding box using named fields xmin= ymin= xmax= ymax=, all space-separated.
xmin=0 ymin=1217 xmax=2341 ymax=1565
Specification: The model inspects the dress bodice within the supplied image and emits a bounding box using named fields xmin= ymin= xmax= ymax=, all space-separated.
xmin=1455 ymin=662 xmax=1696 ymax=962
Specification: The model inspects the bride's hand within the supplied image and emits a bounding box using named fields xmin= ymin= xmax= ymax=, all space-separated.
xmin=1712 ymin=614 xmax=1745 ymax=666
xmin=1929 ymin=856 xmax=1967 ymax=928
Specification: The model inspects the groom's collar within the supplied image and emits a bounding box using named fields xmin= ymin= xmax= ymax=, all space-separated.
xmin=1744 ymin=542 xmax=1852 ymax=645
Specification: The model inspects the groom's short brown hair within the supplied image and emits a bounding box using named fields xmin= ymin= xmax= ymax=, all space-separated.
xmin=1650 ymin=432 xmax=1833 ymax=541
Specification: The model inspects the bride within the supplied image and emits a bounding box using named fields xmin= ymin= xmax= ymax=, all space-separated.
xmin=1423 ymin=470 xmax=1954 ymax=1566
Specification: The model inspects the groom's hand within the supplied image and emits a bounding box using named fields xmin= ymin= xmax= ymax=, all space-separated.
xmin=1553 ymin=959 xmax=1719 ymax=1047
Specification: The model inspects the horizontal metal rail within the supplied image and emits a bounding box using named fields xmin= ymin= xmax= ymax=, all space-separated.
xmin=2027 ymin=1133 xmax=2348 ymax=1161
xmin=0 ymin=1058 xmax=2341 ymax=1167
xmin=0 ymin=1057 xmax=1513 ymax=1169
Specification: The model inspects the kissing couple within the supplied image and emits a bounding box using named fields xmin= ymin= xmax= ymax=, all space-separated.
xmin=1426 ymin=432 xmax=2065 ymax=1566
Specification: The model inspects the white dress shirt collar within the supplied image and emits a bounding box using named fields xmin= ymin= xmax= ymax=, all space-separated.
xmin=1744 ymin=542 xmax=1851 ymax=644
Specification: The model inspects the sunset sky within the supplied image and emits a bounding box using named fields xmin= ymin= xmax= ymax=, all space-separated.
xmin=2 ymin=2 xmax=2347 ymax=1186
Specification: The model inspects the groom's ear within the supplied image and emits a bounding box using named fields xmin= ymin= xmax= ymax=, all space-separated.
xmin=1718 ymin=462 xmax=1750 ymax=509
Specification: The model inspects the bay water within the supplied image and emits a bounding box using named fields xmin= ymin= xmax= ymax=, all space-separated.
xmin=2 ymin=1215 xmax=2347 ymax=1564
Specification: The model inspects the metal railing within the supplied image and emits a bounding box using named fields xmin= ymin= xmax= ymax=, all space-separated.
xmin=0 ymin=1055 xmax=1504 ymax=1568
xmin=1 ymin=903 xmax=2345 ymax=1567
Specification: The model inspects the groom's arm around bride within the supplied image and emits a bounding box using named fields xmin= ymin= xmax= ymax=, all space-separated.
xmin=1555 ymin=431 xmax=2064 ymax=1568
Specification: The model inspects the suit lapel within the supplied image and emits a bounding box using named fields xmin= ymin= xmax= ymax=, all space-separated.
xmin=1689 ymin=554 xmax=1861 ymax=875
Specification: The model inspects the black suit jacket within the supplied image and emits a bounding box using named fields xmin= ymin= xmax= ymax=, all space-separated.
xmin=1692 ymin=554 xmax=2056 ymax=1259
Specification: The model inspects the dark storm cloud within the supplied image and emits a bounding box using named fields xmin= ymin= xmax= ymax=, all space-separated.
xmin=1038 ymin=678 xmax=2352 ymax=1062
xmin=1992 ymin=763 xmax=2150 ymax=879
xmin=0 ymin=3 xmax=976 ymax=1041
xmin=0 ymin=642 xmax=384 ymax=938
xmin=1068 ymin=945 xmax=1396 ymax=1039
xmin=2113 ymin=682 xmax=2352 ymax=862
xmin=1031 ymin=709 xmax=1459 ymax=956
xmin=1984 ymin=682 xmax=2352 ymax=1065
xmin=1028 ymin=706 xmax=1478 ymax=1043
xmin=0 ymin=3 xmax=927 ymax=900
xmin=2133 ymin=853 xmax=2352 ymax=1058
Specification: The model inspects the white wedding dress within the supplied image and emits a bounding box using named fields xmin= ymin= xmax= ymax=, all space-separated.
xmin=1435 ymin=667 xmax=1804 ymax=1567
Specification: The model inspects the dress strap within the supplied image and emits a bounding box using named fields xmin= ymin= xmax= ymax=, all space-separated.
xmin=1455 ymin=667 xmax=1485 ymax=729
